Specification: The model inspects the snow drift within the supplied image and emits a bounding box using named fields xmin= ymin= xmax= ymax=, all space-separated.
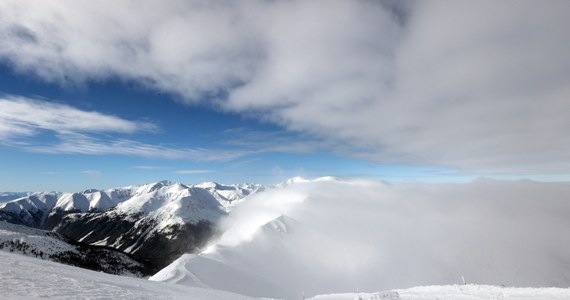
xmin=151 ymin=178 xmax=570 ymax=299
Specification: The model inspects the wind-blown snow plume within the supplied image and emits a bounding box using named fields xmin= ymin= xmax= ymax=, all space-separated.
xmin=204 ymin=186 xmax=306 ymax=252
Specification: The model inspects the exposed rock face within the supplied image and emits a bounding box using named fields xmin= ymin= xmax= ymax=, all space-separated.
xmin=53 ymin=212 xmax=217 ymax=272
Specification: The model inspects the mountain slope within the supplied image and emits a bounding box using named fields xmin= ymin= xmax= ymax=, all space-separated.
xmin=52 ymin=182 xmax=226 ymax=272
xmin=0 ymin=192 xmax=59 ymax=227
xmin=0 ymin=221 xmax=145 ymax=276
xmin=150 ymin=215 xmax=315 ymax=298
xmin=0 ymin=192 xmax=31 ymax=203
xmin=0 ymin=251 xmax=256 ymax=299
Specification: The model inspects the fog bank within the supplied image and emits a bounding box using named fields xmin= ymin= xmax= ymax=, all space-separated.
xmin=151 ymin=178 xmax=570 ymax=299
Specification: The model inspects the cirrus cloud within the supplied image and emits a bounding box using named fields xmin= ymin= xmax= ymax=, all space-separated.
xmin=0 ymin=96 xmax=250 ymax=161
xmin=175 ymin=170 xmax=215 ymax=175
xmin=0 ymin=96 xmax=155 ymax=139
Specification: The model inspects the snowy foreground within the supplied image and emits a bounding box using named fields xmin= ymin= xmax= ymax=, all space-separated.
xmin=2 ymin=251 xmax=570 ymax=300
xmin=310 ymin=285 xmax=570 ymax=300
xmin=0 ymin=251 xmax=253 ymax=299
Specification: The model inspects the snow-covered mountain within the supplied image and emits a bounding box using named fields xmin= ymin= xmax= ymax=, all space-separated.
xmin=0 ymin=180 xmax=263 ymax=272
xmin=0 ymin=192 xmax=59 ymax=227
xmin=0 ymin=181 xmax=263 ymax=228
xmin=52 ymin=181 xmax=227 ymax=272
xmin=0 ymin=192 xmax=31 ymax=203
xmin=193 ymin=182 xmax=265 ymax=211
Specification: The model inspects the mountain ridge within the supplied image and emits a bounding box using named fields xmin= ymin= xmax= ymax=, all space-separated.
xmin=0 ymin=180 xmax=265 ymax=274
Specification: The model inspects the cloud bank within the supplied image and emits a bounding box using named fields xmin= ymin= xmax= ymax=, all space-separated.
xmin=152 ymin=178 xmax=570 ymax=298
xmin=1 ymin=1 xmax=569 ymax=173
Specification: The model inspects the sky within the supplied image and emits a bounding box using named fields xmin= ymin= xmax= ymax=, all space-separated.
xmin=0 ymin=0 xmax=569 ymax=191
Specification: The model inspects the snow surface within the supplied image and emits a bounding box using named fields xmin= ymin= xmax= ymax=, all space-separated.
xmin=0 ymin=221 xmax=76 ymax=255
xmin=0 ymin=221 xmax=145 ymax=277
xmin=0 ymin=251 xmax=255 ymax=299
xmin=310 ymin=285 xmax=570 ymax=300
xmin=151 ymin=178 xmax=570 ymax=299
xmin=1 ymin=250 xmax=569 ymax=300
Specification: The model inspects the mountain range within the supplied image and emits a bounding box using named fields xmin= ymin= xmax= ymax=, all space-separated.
xmin=0 ymin=180 xmax=264 ymax=273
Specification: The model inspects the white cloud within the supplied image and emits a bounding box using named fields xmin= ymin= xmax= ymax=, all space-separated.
xmin=220 ymin=127 xmax=325 ymax=154
xmin=0 ymin=1 xmax=569 ymax=173
xmin=0 ymin=96 xmax=154 ymax=140
xmin=175 ymin=170 xmax=215 ymax=174
xmin=28 ymin=133 xmax=249 ymax=162
xmin=133 ymin=166 xmax=167 ymax=170
xmin=0 ymin=96 xmax=251 ymax=161
xmin=81 ymin=170 xmax=101 ymax=179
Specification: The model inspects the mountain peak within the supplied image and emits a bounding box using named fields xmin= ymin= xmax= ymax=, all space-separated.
xmin=194 ymin=181 xmax=221 ymax=189
xmin=278 ymin=176 xmax=309 ymax=187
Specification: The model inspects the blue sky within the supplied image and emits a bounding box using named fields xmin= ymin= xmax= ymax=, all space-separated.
xmin=0 ymin=1 xmax=569 ymax=191
xmin=0 ymin=63 xmax=463 ymax=191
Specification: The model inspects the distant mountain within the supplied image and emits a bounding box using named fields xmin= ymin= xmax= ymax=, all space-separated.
xmin=0 ymin=192 xmax=32 ymax=203
xmin=194 ymin=181 xmax=264 ymax=211
xmin=0 ymin=180 xmax=264 ymax=273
